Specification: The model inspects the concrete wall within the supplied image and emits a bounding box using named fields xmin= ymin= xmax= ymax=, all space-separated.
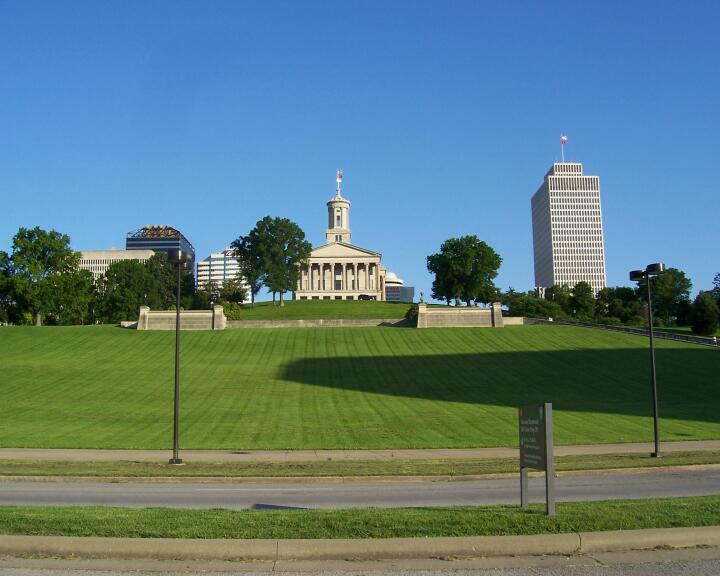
xmin=227 ymin=318 xmax=411 ymax=329
xmin=137 ymin=306 xmax=226 ymax=330
xmin=416 ymin=302 xmax=504 ymax=328
xmin=503 ymin=316 xmax=525 ymax=326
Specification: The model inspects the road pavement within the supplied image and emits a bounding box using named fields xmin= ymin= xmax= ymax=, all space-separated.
xmin=1 ymin=468 xmax=718 ymax=510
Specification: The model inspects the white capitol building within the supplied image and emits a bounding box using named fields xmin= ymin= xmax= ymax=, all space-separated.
xmin=294 ymin=171 xmax=407 ymax=301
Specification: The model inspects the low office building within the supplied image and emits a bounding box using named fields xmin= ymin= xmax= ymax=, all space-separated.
xmin=384 ymin=272 xmax=415 ymax=303
xmin=78 ymin=249 xmax=155 ymax=281
xmin=126 ymin=225 xmax=196 ymax=272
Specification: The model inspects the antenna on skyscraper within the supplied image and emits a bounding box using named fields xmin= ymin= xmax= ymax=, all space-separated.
xmin=560 ymin=134 xmax=568 ymax=162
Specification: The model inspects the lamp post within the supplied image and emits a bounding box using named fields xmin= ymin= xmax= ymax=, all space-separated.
xmin=168 ymin=249 xmax=189 ymax=465
xmin=629 ymin=262 xmax=666 ymax=458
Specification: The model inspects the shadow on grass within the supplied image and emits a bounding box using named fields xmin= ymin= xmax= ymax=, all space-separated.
xmin=282 ymin=347 xmax=720 ymax=423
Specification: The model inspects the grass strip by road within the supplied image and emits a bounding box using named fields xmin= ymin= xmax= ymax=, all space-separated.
xmin=1 ymin=451 xmax=718 ymax=478
xmin=0 ymin=496 xmax=718 ymax=539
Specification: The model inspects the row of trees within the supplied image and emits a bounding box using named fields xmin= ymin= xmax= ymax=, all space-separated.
xmin=0 ymin=227 xmax=248 ymax=325
xmin=423 ymin=235 xmax=718 ymax=336
xmin=503 ymin=271 xmax=719 ymax=336
xmin=0 ymin=217 xmax=312 ymax=325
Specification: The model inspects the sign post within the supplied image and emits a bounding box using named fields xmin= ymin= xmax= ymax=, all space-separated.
xmin=519 ymin=403 xmax=555 ymax=516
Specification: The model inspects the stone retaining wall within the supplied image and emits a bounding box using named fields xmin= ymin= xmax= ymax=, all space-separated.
xmin=416 ymin=302 xmax=504 ymax=328
xmin=227 ymin=318 xmax=411 ymax=328
xmin=137 ymin=306 xmax=226 ymax=330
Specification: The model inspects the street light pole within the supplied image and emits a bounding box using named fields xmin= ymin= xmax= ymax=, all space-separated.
xmin=630 ymin=262 xmax=666 ymax=458
xmin=646 ymin=277 xmax=660 ymax=458
xmin=168 ymin=249 xmax=188 ymax=465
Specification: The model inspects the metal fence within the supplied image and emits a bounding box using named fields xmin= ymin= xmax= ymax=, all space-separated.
xmin=524 ymin=317 xmax=719 ymax=348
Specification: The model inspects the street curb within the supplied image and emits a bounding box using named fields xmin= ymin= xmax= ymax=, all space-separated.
xmin=0 ymin=527 xmax=717 ymax=561
xmin=1 ymin=464 xmax=719 ymax=484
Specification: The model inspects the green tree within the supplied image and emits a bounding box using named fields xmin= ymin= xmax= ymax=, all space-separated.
xmin=0 ymin=251 xmax=11 ymax=323
xmin=231 ymin=234 xmax=265 ymax=306
xmin=220 ymin=277 xmax=247 ymax=304
xmin=690 ymin=292 xmax=719 ymax=336
xmin=260 ymin=217 xmax=312 ymax=306
xmin=42 ymin=269 xmax=95 ymax=325
xmin=545 ymin=284 xmax=572 ymax=315
xmin=235 ymin=217 xmax=311 ymax=307
xmin=96 ymin=259 xmax=162 ymax=324
xmin=713 ymin=273 xmax=720 ymax=304
xmin=639 ymin=267 xmax=692 ymax=325
xmin=426 ymin=236 xmax=502 ymax=306
xmin=146 ymin=252 xmax=194 ymax=310
xmin=6 ymin=227 xmax=80 ymax=325
xmin=571 ymin=282 xmax=595 ymax=320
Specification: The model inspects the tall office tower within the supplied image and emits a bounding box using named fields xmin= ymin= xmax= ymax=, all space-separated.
xmin=531 ymin=162 xmax=607 ymax=295
xmin=196 ymin=249 xmax=243 ymax=290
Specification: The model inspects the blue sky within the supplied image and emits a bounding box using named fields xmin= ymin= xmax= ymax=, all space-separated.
xmin=2 ymin=1 xmax=718 ymax=299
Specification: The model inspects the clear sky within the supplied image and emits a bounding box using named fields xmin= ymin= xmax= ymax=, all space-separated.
xmin=2 ymin=1 xmax=718 ymax=299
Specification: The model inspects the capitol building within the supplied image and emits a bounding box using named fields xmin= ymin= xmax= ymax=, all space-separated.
xmin=295 ymin=172 xmax=406 ymax=301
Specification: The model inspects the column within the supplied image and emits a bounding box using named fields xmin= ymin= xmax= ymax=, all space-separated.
xmin=353 ymin=263 xmax=357 ymax=291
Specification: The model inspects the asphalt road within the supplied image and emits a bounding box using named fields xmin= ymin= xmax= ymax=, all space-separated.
xmin=1 ymin=468 xmax=718 ymax=510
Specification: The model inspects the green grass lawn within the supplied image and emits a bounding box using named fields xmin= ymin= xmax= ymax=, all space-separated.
xmin=655 ymin=326 xmax=720 ymax=337
xmin=231 ymin=299 xmax=411 ymax=320
xmin=0 ymin=324 xmax=718 ymax=449
xmin=1 ymin=496 xmax=718 ymax=539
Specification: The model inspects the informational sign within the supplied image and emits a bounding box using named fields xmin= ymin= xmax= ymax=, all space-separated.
xmin=519 ymin=403 xmax=555 ymax=516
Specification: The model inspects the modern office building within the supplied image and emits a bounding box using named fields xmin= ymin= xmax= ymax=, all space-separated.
xmin=531 ymin=162 xmax=607 ymax=295
xmin=196 ymin=249 xmax=242 ymax=289
xmin=384 ymin=272 xmax=415 ymax=303
xmin=126 ymin=226 xmax=195 ymax=272
xmin=78 ymin=249 xmax=155 ymax=281
xmin=295 ymin=170 xmax=405 ymax=301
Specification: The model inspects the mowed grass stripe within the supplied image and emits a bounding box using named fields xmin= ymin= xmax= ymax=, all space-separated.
xmin=0 ymin=325 xmax=718 ymax=449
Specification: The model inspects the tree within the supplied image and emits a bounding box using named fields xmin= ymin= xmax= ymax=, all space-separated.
xmin=640 ymin=267 xmax=692 ymax=325
xmin=690 ymin=292 xmax=719 ymax=336
xmin=260 ymin=217 xmax=312 ymax=306
xmin=545 ymin=284 xmax=572 ymax=315
xmin=145 ymin=252 xmax=194 ymax=311
xmin=235 ymin=216 xmax=311 ymax=307
xmin=6 ymin=227 xmax=80 ymax=325
xmin=41 ymin=269 xmax=95 ymax=325
xmin=426 ymin=236 xmax=502 ymax=306
xmin=231 ymin=234 xmax=265 ymax=306
xmin=95 ymin=259 xmax=162 ymax=324
xmin=713 ymin=273 xmax=720 ymax=305
xmin=0 ymin=251 xmax=11 ymax=323
xmin=571 ymin=282 xmax=595 ymax=320
xmin=220 ymin=277 xmax=247 ymax=304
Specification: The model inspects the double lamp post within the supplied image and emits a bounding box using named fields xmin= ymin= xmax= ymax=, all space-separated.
xmin=629 ymin=262 xmax=666 ymax=458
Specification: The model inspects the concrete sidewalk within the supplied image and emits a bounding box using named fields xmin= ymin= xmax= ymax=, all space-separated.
xmin=0 ymin=440 xmax=718 ymax=462
xmin=0 ymin=527 xmax=718 ymax=562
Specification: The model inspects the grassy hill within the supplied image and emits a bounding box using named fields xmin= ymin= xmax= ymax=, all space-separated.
xmin=228 ymin=300 xmax=412 ymax=320
xmin=0 ymin=325 xmax=718 ymax=449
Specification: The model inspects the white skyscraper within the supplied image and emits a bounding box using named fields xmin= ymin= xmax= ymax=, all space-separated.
xmin=531 ymin=162 xmax=607 ymax=295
